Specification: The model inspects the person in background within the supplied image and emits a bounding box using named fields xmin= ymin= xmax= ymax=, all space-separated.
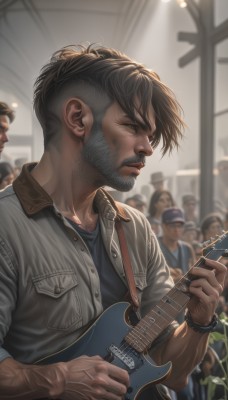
xmin=125 ymin=195 xmax=137 ymax=209
xmin=182 ymin=194 xmax=199 ymax=225
xmin=0 ymin=161 xmax=15 ymax=190
xmin=200 ymin=211 xmax=228 ymax=272
xmin=158 ymin=207 xmax=195 ymax=285
xmin=150 ymin=171 xmax=166 ymax=192
xmin=0 ymin=102 xmax=15 ymax=157
xmin=182 ymin=221 xmax=202 ymax=260
xmin=200 ymin=212 xmax=224 ymax=242
xmin=182 ymin=221 xmax=198 ymax=245
xmin=125 ymin=193 xmax=147 ymax=214
xmin=0 ymin=43 xmax=226 ymax=400
xmin=147 ymin=189 xmax=175 ymax=236
xmin=215 ymin=157 xmax=228 ymax=214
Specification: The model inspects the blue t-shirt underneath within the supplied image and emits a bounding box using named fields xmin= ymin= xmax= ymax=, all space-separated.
xmin=68 ymin=219 xmax=127 ymax=309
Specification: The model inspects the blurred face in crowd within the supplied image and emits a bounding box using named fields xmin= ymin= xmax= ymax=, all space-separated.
xmin=153 ymin=181 xmax=164 ymax=191
xmin=0 ymin=115 xmax=10 ymax=155
xmin=162 ymin=222 xmax=185 ymax=242
xmin=184 ymin=201 xmax=196 ymax=213
xmin=204 ymin=220 xmax=223 ymax=241
xmin=182 ymin=229 xmax=197 ymax=244
xmin=156 ymin=193 xmax=173 ymax=215
xmin=125 ymin=198 xmax=137 ymax=208
xmin=0 ymin=171 xmax=14 ymax=190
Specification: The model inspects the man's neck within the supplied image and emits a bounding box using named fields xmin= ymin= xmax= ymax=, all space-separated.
xmin=31 ymin=152 xmax=99 ymax=231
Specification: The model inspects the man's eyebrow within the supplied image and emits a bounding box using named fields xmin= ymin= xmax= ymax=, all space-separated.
xmin=122 ymin=114 xmax=152 ymax=130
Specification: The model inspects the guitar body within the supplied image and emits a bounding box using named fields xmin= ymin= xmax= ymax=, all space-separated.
xmin=37 ymin=302 xmax=172 ymax=400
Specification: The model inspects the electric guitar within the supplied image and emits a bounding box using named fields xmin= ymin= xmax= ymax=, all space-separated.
xmin=36 ymin=232 xmax=228 ymax=400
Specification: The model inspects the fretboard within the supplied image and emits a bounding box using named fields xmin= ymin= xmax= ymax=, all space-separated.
xmin=125 ymin=277 xmax=190 ymax=352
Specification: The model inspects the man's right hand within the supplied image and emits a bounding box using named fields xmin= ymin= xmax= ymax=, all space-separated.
xmin=57 ymin=355 xmax=130 ymax=399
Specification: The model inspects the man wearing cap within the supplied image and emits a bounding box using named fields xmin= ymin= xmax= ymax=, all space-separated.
xmin=158 ymin=207 xmax=195 ymax=284
xmin=150 ymin=171 xmax=165 ymax=191
xmin=0 ymin=102 xmax=15 ymax=157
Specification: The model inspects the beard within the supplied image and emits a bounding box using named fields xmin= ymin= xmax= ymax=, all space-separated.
xmin=82 ymin=120 xmax=138 ymax=192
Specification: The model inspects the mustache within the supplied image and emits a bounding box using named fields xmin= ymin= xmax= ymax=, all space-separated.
xmin=121 ymin=155 xmax=146 ymax=166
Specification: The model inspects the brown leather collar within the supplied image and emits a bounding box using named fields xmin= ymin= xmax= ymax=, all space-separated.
xmin=13 ymin=162 xmax=130 ymax=222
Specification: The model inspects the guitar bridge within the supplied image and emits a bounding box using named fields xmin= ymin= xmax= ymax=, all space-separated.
xmin=108 ymin=344 xmax=136 ymax=370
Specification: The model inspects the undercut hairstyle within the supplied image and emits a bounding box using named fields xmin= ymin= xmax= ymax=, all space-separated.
xmin=0 ymin=102 xmax=15 ymax=123
xmin=34 ymin=44 xmax=185 ymax=153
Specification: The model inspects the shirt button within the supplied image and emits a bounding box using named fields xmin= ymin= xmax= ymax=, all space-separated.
xmin=80 ymin=247 xmax=85 ymax=251
xmin=54 ymin=287 xmax=61 ymax=294
xmin=91 ymin=268 xmax=95 ymax=273
xmin=112 ymin=252 xmax=117 ymax=258
xmin=73 ymin=236 xmax=78 ymax=241
xmin=95 ymin=291 xmax=99 ymax=298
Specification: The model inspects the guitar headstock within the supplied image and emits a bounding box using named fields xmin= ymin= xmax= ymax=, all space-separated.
xmin=202 ymin=231 xmax=228 ymax=260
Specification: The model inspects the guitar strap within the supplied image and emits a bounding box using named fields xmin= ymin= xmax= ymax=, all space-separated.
xmin=115 ymin=219 xmax=171 ymax=400
xmin=115 ymin=218 xmax=139 ymax=310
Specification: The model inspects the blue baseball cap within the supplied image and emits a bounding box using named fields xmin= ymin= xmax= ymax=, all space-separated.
xmin=162 ymin=207 xmax=185 ymax=224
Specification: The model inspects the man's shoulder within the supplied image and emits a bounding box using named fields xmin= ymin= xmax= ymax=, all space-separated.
xmin=0 ymin=185 xmax=20 ymax=217
xmin=0 ymin=185 xmax=15 ymax=201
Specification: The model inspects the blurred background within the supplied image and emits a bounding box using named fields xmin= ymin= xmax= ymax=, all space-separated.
xmin=0 ymin=0 xmax=227 ymax=219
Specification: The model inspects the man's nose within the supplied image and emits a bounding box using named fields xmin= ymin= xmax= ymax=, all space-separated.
xmin=3 ymin=132 xmax=9 ymax=143
xmin=136 ymin=136 xmax=153 ymax=157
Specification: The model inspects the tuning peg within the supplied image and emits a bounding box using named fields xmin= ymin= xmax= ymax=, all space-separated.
xmin=202 ymin=239 xmax=211 ymax=247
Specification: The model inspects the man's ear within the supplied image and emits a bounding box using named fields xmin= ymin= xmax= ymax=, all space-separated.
xmin=63 ymin=98 xmax=93 ymax=138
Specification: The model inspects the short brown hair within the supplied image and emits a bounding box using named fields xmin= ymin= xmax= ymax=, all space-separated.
xmin=0 ymin=102 xmax=15 ymax=123
xmin=34 ymin=44 xmax=185 ymax=153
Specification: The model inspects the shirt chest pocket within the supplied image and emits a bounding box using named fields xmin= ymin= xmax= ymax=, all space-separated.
xmin=32 ymin=272 xmax=82 ymax=331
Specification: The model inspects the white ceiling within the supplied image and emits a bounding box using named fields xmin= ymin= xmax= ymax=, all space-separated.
xmin=0 ymin=0 xmax=159 ymax=105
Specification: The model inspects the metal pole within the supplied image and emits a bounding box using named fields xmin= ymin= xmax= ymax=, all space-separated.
xmin=198 ymin=0 xmax=215 ymax=219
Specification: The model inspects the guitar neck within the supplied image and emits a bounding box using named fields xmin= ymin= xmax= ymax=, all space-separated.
xmin=125 ymin=232 xmax=228 ymax=353
xmin=125 ymin=278 xmax=190 ymax=352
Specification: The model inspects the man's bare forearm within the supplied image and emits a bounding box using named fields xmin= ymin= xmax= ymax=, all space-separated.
xmin=153 ymin=322 xmax=209 ymax=391
xmin=0 ymin=357 xmax=65 ymax=399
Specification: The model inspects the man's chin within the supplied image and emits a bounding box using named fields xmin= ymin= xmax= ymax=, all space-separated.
xmin=109 ymin=178 xmax=136 ymax=192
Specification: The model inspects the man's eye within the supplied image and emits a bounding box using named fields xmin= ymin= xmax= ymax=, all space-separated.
xmin=126 ymin=124 xmax=138 ymax=132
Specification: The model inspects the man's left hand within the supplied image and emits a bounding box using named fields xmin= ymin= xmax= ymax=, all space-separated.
xmin=187 ymin=258 xmax=227 ymax=325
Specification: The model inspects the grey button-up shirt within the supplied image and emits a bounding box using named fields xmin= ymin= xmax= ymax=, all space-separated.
xmin=0 ymin=163 xmax=174 ymax=364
